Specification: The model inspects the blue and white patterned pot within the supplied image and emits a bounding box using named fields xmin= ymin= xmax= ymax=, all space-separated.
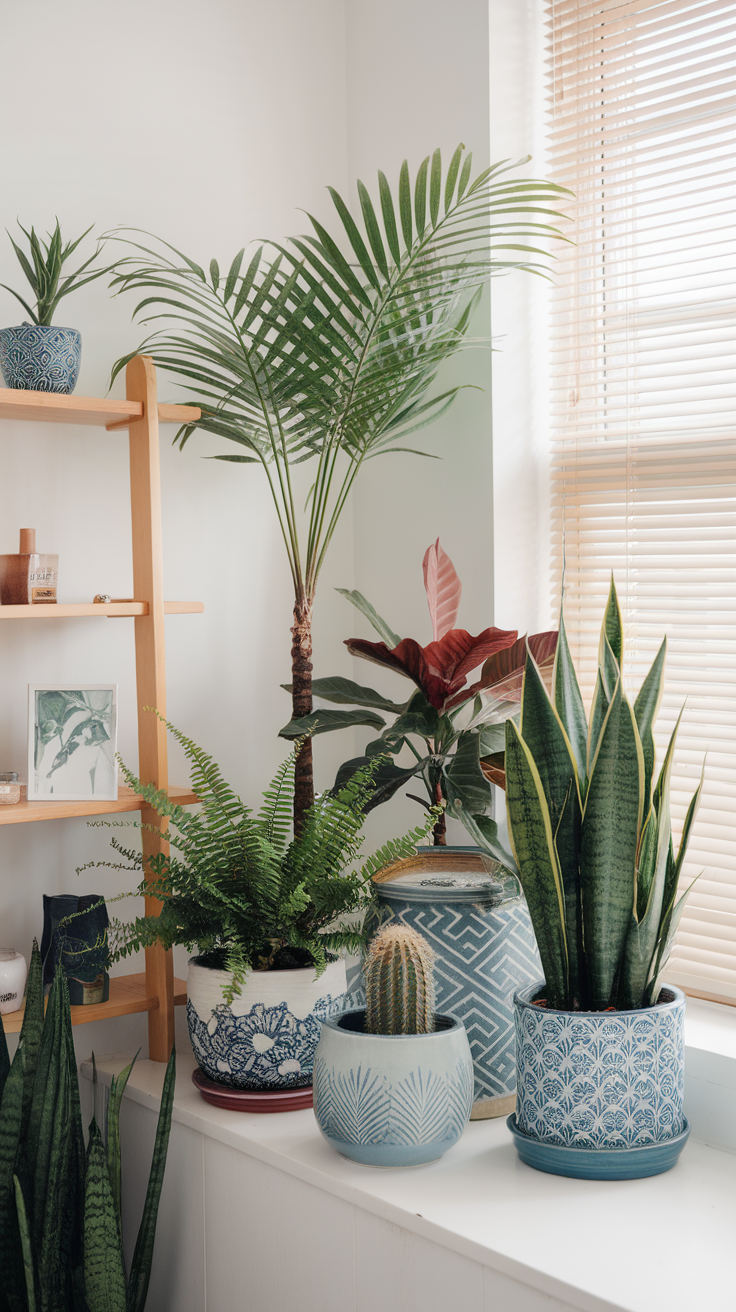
xmin=313 ymin=1009 xmax=473 ymax=1167
xmin=186 ymin=956 xmax=346 ymax=1090
xmin=514 ymin=982 xmax=686 ymax=1149
xmin=370 ymin=848 xmax=541 ymax=1119
xmin=0 ymin=324 xmax=81 ymax=393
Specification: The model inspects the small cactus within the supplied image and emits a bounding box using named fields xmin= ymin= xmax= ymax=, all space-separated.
xmin=365 ymin=924 xmax=436 ymax=1035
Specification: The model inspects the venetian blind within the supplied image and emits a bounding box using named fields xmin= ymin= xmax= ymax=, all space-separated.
xmin=546 ymin=0 xmax=736 ymax=1001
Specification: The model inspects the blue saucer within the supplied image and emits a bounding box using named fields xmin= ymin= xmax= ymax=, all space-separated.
xmin=507 ymin=1114 xmax=691 ymax=1180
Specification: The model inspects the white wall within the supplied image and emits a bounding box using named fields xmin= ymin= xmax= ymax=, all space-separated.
xmin=1 ymin=0 xmax=545 ymax=1058
xmin=0 ymin=0 xmax=353 ymax=1057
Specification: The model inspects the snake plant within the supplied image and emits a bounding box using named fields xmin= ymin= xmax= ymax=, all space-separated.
xmin=461 ymin=580 xmax=703 ymax=1012
xmin=0 ymin=944 xmax=174 ymax=1312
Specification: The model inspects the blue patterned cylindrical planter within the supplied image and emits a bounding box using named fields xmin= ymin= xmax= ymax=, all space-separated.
xmin=0 ymin=324 xmax=81 ymax=393
xmin=313 ymin=1009 xmax=474 ymax=1167
xmin=186 ymin=956 xmax=346 ymax=1090
xmin=371 ymin=848 xmax=542 ymax=1119
xmin=514 ymin=982 xmax=686 ymax=1149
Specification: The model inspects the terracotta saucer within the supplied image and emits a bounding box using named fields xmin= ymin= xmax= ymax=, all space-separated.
xmin=191 ymin=1067 xmax=313 ymax=1113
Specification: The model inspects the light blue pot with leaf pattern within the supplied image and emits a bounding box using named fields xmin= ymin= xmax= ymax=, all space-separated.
xmin=313 ymin=1008 xmax=473 ymax=1167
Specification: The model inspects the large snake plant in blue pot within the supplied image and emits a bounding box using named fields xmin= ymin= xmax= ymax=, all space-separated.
xmin=465 ymin=580 xmax=703 ymax=1180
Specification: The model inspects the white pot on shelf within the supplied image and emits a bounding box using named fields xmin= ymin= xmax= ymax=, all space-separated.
xmin=0 ymin=950 xmax=27 ymax=1015
xmin=186 ymin=955 xmax=347 ymax=1090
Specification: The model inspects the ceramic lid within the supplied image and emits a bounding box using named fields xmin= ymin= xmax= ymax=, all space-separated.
xmin=374 ymin=847 xmax=516 ymax=905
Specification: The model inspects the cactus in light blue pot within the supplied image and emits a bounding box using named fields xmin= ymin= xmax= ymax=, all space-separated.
xmin=365 ymin=923 xmax=435 ymax=1035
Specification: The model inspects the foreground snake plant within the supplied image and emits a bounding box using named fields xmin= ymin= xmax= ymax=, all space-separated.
xmin=461 ymin=580 xmax=703 ymax=1012
xmin=108 ymin=144 xmax=568 ymax=832
xmin=0 ymin=945 xmax=174 ymax=1312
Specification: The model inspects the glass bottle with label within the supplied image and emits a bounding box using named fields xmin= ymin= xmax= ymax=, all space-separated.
xmin=0 ymin=528 xmax=58 ymax=604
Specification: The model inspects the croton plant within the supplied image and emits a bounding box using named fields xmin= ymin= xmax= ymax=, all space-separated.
xmin=280 ymin=540 xmax=557 ymax=844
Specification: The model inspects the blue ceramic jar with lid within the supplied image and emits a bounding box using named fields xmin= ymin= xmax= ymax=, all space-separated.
xmin=369 ymin=847 xmax=541 ymax=1119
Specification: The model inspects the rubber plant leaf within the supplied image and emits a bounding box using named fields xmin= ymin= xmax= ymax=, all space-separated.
xmin=444 ymin=731 xmax=494 ymax=817
xmin=519 ymin=650 xmax=585 ymax=1003
xmin=83 ymin=1119 xmax=127 ymax=1312
xmin=580 ymin=677 xmax=645 ymax=1010
xmin=346 ymin=627 xmax=518 ymax=712
xmin=423 ymin=538 xmax=462 ymax=641
xmin=287 ymin=676 xmax=408 ymax=714
xmin=504 ymin=719 xmax=570 ymax=1009
xmin=278 ymin=708 xmax=386 ymax=739
xmin=330 ymin=755 xmax=427 ymax=812
xmin=452 ymin=806 xmax=519 ymax=880
xmin=452 ymin=630 xmax=558 ymax=714
xmin=335 ymin=588 xmax=400 ymax=648
xmin=126 ymin=1046 xmax=176 ymax=1312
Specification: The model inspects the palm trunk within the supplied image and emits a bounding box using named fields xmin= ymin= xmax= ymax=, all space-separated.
xmin=291 ymin=593 xmax=314 ymax=835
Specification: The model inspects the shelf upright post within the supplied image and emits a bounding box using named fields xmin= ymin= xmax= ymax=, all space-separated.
xmin=126 ymin=355 xmax=174 ymax=1061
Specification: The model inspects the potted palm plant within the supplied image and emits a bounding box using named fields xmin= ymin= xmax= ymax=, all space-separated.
xmin=0 ymin=221 xmax=109 ymax=393
xmin=313 ymin=923 xmax=473 ymax=1167
xmin=95 ymin=719 xmax=436 ymax=1106
xmin=478 ymin=580 xmax=703 ymax=1180
xmin=107 ymin=145 xmax=569 ymax=833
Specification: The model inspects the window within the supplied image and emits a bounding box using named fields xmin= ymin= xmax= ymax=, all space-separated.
xmin=546 ymin=0 xmax=736 ymax=1000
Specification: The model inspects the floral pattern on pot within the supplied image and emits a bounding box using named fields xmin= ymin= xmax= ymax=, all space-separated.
xmin=514 ymin=982 xmax=685 ymax=1149
xmin=187 ymin=993 xmax=345 ymax=1090
xmin=0 ymin=325 xmax=81 ymax=393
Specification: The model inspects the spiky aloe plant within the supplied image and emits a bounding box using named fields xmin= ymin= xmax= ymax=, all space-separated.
xmin=472 ymin=579 xmax=703 ymax=1013
xmin=0 ymin=944 xmax=174 ymax=1312
xmin=365 ymin=924 xmax=436 ymax=1035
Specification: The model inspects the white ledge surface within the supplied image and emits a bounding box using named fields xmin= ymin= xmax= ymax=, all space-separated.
xmin=85 ymin=1046 xmax=736 ymax=1312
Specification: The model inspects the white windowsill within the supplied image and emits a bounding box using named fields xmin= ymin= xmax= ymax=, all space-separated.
xmin=84 ymin=1018 xmax=736 ymax=1312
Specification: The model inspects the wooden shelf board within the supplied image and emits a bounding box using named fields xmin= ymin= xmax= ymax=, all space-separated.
xmin=0 ymin=601 xmax=204 ymax=618
xmin=0 ymin=783 xmax=198 ymax=825
xmin=0 ymin=388 xmax=199 ymax=429
xmin=1 ymin=973 xmax=187 ymax=1034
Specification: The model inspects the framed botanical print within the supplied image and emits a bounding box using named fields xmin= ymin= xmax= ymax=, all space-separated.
xmin=28 ymin=685 xmax=118 ymax=801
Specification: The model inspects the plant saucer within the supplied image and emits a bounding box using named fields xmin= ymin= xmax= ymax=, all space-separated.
xmin=506 ymin=1113 xmax=691 ymax=1181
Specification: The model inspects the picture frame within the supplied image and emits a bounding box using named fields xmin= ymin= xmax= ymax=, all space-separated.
xmin=28 ymin=685 xmax=118 ymax=802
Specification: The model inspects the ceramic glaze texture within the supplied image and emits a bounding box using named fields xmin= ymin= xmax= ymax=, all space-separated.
xmin=514 ymin=983 xmax=686 ymax=1148
xmin=313 ymin=1010 xmax=474 ymax=1167
xmin=187 ymin=957 xmax=346 ymax=1090
xmin=0 ymin=324 xmax=81 ymax=392
xmin=375 ymin=883 xmax=541 ymax=1109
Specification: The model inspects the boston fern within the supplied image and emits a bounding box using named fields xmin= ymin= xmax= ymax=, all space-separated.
xmin=95 ymin=719 xmax=437 ymax=1002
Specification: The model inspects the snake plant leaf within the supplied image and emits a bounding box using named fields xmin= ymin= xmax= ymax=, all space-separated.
xmin=83 ymin=1120 xmax=127 ymax=1312
xmin=126 ymin=1047 xmax=176 ymax=1312
xmin=646 ymin=873 xmax=699 ymax=1007
xmin=107 ymin=1055 xmax=138 ymax=1224
xmin=602 ymin=575 xmax=624 ymax=667
xmin=0 ymin=1047 xmax=27 ymax=1311
xmin=444 ymin=731 xmax=494 ymax=817
xmin=278 ymin=708 xmax=386 ymax=739
xmin=553 ymin=607 xmax=588 ymax=794
xmin=620 ymin=727 xmax=676 ymax=1009
xmin=581 ymin=681 xmax=645 ymax=1009
xmin=450 ymin=805 xmax=519 ymax=879
xmin=284 ymin=676 xmax=409 ymax=715
xmin=587 ymin=635 xmax=619 ymax=779
xmin=335 ymin=588 xmax=400 ymax=648
xmin=520 ymin=651 xmax=585 ymax=999
xmin=13 ymin=1176 xmax=36 ymax=1312
xmin=0 ymin=1019 xmax=8 ymax=1104
xmin=505 ymin=719 xmax=570 ymax=1009
xmin=633 ymin=639 xmax=667 ymax=807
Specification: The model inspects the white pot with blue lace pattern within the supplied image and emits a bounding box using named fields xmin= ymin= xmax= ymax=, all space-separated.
xmin=186 ymin=955 xmax=347 ymax=1090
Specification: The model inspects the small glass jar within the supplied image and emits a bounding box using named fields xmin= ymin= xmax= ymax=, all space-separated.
xmin=0 ymin=772 xmax=21 ymax=805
